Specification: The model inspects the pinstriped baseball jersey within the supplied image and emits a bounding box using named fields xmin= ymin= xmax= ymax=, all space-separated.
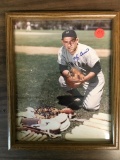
xmin=58 ymin=43 xmax=100 ymax=73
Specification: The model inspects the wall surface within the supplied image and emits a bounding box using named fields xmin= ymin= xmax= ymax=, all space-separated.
xmin=0 ymin=0 xmax=120 ymax=159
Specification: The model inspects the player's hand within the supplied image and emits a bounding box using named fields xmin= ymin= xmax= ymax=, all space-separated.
xmin=65 ymin=67 xmax=84 ymax=88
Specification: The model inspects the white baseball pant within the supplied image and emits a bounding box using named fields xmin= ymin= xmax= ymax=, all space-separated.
xmin=58 ymin=71 xmax=105 ymax=110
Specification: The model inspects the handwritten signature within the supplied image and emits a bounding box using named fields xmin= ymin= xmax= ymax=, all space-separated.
xmin=80 ymin=48 xmax=89 ymax=56
xmin=73 ymin=48 xmax=89 ymax=61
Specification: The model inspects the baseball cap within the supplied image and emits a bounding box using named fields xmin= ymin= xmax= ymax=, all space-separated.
xmin=62 ymin=30 xmax=77 ymax=39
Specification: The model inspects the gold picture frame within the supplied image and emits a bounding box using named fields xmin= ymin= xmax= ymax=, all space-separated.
xmin=6 ymin=11 xmax=120 ymax=150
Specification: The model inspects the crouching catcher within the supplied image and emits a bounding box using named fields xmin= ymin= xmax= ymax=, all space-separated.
xmin=58 ymin=30 xmax=105 ymax=111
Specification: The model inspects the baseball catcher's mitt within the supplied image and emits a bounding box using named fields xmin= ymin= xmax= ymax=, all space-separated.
xmin=65 ymin=67 xmax=84 ymax=88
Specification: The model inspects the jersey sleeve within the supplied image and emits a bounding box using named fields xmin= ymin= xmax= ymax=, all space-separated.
xmin=57 ymin=47 xmax=67 ymax=65
xmin=84 ymin=47 xmax=100 ymax=68
xmin=90 ymin=61 xmax=101 ymax=75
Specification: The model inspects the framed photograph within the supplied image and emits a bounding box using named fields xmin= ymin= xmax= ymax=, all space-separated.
xmin=6 ymin=11 xmax=120 ymax=150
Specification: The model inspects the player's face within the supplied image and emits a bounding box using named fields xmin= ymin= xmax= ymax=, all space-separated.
xmin=62 ymin=37 xmax=79 ymax=55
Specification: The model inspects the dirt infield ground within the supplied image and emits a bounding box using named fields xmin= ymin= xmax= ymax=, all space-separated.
xmin=15 ymin=46 xmax=110 ymax=57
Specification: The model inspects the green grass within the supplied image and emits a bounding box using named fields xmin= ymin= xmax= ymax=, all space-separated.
xmin=15 ymin=30 xmax=111 ymax=49
xmin=16 ymin=53 xmax=110 ymax=116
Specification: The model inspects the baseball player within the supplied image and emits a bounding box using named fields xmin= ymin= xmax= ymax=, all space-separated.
xmin=57 ymin=30 xmax=105 ymax=111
